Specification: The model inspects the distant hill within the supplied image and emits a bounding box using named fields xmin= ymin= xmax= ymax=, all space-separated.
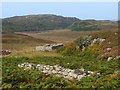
xmin=2 ymin=14 xmax=117 ymax=32
xmin=68 ymin=20 xmax=117 ymax=31
xmin=2 ymin=14 xmax=79 ymax=32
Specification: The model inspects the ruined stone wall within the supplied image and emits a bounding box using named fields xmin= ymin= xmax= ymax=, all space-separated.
xmin=18 ymin=62 xmax=100 ymax=81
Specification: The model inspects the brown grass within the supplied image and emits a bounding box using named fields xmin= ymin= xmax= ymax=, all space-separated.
xmin=2 ymin=32 xmax=58 ymax=57
xmin=2 ymin=28 xmax=118 ymax=57
xmin=16 ymin=29 xmax=95 ymax=43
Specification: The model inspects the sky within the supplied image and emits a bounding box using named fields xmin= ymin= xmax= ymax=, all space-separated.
xmin=1 ymin=0 xmax=119 ymax=2
xmin=2 ymin=2 xmax=118 ymax=20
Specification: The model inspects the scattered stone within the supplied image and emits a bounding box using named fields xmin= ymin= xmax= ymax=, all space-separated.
xmin=74 ymin=69 xmax=83 ymax=75
xmin=115 ymin=56 xmax=120 ymax=60
xmin=18 ymin=62 xmax=97 ymax=81
xmin=0 ymin=50 xmax=12 ymax=55
xmin=46 ymin=67 xmax=50 ymax=70
xmin=65 ymin=75 xmax=73 ymax=80
xmin=99 ymin=38 xmax=106 ymax=42
xmin=77 ymin=75 xmax=85 ymax=80
xmin=107 ymin=57 xmax=113 ymax=61
xmin=92 ymin=39 xmax=98 ymax=44
xmin=36 ymin=43 xmax=63 ymax=51
xmin=42 ymin=70 xmax=48 ymax=74
xmin=90 ymin=38 xmax=105 ymax=46
xmin=87 ymin=71 xmax=94 ymax=74
xmin=106 ymin=48 xmax=112 ymax=52
xmin=95 ymin=73 xmax=100 ymax=78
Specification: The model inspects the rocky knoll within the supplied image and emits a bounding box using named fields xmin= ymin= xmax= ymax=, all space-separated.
xmin=18 ymin=62 xmax=100 ymax=81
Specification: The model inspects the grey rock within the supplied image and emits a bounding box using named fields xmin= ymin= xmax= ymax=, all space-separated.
xmin=35 ymin=43 xmax=63 ymax=51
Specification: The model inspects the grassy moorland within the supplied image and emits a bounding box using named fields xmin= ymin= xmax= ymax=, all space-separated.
xmin=16 ymin=29 xmax=119 ymax=58
xmin=1 ymin=28 xmax=120 ymax=89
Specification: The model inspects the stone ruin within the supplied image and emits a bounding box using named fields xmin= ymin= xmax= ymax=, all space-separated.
xmin=90 ymin=38 xmax=106 ymax=46
xmin=76 ymin=35 xmax=106 ymax=51
xmin=18 ymin=62 xmax=100 ymax=81
xmin=36 ymin=44 xmax=63 ymax=51
xmin=0 ymin=50 xmax=12 ymax=55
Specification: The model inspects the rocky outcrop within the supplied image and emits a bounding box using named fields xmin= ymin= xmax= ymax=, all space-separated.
xmin=36 ymin=44 xmax=63 ymax=51
xmin=18 ymin=62 xmax=98 ymax=81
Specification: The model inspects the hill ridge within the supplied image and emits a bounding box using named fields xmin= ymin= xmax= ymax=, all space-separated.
xmin=2 ymin=14 xmax=117 ymax=32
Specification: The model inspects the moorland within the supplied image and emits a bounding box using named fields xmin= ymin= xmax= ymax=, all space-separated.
xmin=1 ymin=14 xmax=120 ymax=88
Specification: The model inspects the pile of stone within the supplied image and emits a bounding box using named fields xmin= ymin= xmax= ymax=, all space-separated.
xmin=107 ymin=56 xmax=120 ymax=61
xmin=36 ymin=44 xmax=63 ymax=51
xmin=0 ymin=50 xmax=12 ymax=55
xmin=18 ymin=62 xmax=99 ymax=81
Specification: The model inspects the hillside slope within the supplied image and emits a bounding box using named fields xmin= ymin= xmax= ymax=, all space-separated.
xmin=69 ymin=20 xmax=117 ymax=31
xmin=2 ymin=14 xmax=117 ymax=32
xmin=2 ymin=14 xmax=79 ymax=32
xmin=2 ymin=32 xmax=54 ymax=50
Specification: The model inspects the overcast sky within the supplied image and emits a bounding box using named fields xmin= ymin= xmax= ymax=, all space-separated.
xmin=2 ymin=2 xmax=118 ymax=20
